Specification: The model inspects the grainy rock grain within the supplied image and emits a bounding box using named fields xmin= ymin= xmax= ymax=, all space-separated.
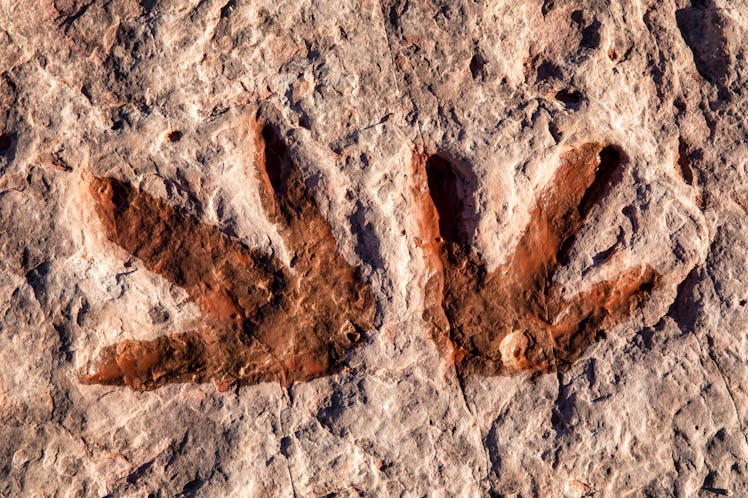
xmin=0 ymin=0 xmax=745 ymax=496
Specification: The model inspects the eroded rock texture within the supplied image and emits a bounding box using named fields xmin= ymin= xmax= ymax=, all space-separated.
xmin=1 ymin=0 xmax=746 ymax=496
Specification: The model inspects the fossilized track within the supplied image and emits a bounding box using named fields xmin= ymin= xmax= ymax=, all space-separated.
xmin=81 ymin=133 xmax=663 ymax=390
xmin=79 ymin=119 xmax=375 ymax=391
xmin=416 ymin=143 xmax=660 ymax=376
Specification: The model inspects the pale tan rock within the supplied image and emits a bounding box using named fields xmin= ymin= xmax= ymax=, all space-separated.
xmin=0 ymin=0 xmax=746 ymax=496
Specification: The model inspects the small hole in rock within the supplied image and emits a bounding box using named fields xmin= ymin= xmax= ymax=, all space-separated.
xmin=166 ymin=130 xmax=183 ymax=142
xmin=537 ymin=61 xmax=563 ymax=81
xmin=580 ymin=21 xmax=601 ymax=49
xmin=469 ymin=51 xmax=488 ymax=80
xmin=554 ymin=89 xmax=584 ymax=108
xmin=346 ymin=331 xmax=359 ymax=343
xmin=740 ymin=299 xmax=746 ymax=306
xmin=595 ymin=330 xmax=606 ymax=342
xmin=639 ymin=280 xmax=654 ymax=293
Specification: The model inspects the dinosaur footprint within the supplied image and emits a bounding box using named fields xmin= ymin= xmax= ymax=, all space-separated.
xmin=416 ymin=143 xmax=660 ymax=375
xmin=79 ymin=121 xmax=375 ymax=391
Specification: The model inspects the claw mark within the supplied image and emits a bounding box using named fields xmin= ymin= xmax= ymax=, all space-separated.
xmin=80 ymin=118 xmax=375 ymax=391
xmin=417 ymin=143 xmax=661 ymax=375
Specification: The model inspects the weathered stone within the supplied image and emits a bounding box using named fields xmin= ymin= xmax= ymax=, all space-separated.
xmin=1 ymin=0 xmax=745 ymax=496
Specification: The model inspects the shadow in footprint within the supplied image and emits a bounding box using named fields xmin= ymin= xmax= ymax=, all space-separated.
xmin=676 ymin=2 xmax=730 ymax=102
xmin=0 ymin=131 xmax=18 ymax=170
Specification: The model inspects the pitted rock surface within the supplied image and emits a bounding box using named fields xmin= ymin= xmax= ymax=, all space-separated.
xmin=1 ymin=0 xmax=745 ymax=496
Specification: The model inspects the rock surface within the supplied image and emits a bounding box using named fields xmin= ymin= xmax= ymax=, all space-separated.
xmin=0 ymin=0 xmax=746 ymax=496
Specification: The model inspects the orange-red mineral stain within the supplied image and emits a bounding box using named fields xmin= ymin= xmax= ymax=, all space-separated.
xmin=80 ymin=119 xmax=375 ymax=391
xmin=417 ymin=143 xmax=661 ymax=375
